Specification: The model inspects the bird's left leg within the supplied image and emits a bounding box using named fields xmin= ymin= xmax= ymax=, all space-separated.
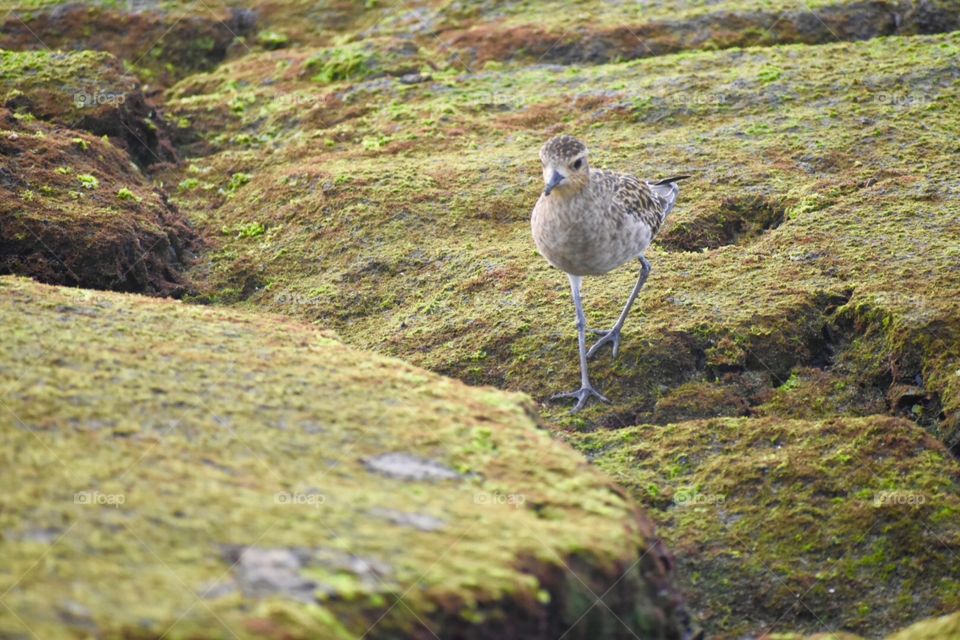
xmin=587 ymin=256 xmax=651 ymax=360
xmin=550 ymin=274 xmax=610 ymax=413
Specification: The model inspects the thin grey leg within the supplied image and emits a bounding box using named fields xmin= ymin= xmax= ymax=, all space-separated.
xmin=587 ymin=256 xmax=651 ymax=359
xmin=550 ymin=274 xmax=610 ymax=412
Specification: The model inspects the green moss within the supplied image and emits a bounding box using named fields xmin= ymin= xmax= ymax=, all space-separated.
xmin=257 ymin=30 xmax=289 ymax=49
xmin=162 ymin=30 xmax=960 ymax=449
xmin=116 ymin=187 xmax=140 ymax=201
xmin=226 ymin=172 xmax=251 ymax=191
xmin=757 ymin=66 xmax=783 ymax=83
xmin=567 ymin=416 xmax=960 ymax=637
xmin=0 ymin=275 xmax=684 ymax=639
xmin=884 ymin=611 xmax=960 ymax=639
xmin=228 ymin=221 xmax=266 ymax=238
xmin=305 ymin=43 xmax=374 ymax=84
xmin=76 ymin=173 xmax=99 ymax=189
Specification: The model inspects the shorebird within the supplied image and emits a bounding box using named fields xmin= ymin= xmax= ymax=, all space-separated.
xmin=531 ymin=135 xmax=687 ymax=412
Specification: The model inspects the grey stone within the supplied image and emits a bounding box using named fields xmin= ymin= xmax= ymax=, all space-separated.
xmin=363 ymin=452 xmax=462 ymax=481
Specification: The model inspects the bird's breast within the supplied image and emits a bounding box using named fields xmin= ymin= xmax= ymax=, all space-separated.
xmin=531 ymin=197 xmax=649 ymax=276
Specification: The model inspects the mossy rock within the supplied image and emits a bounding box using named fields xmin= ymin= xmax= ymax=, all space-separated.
xmin=0 ymin=275 xmax=692 ymax=639
xmin=4 ymin=1 xmax=958 ymax=637
xmin=163 ymin=31 xmax=960 ymax=451
xmin=771 ymin=633 xmax=866 ymax=640
xmin=0 ymin=3 xmax=256 ymax=88
xmin=12 ymin=0 xmax=956 ymax=72
xmin=884 ymin=611 xmax=960 ymax=639
xmin=439 ymin=0 xmax=960 ymax=66
xmin=568 ymin=416 xmax=960 ymax=637
xmin=163 ymin=37 xmax=434 ymax=156
xmin=778 ymin=610 xmax=960 ymax=639
xmin=0 ymin=49 xmax=176 ymax=167
xmin=0 ymin=109 xmax=194 ymax=293
xmin=653 ymin=380 xmax=752 ymax=423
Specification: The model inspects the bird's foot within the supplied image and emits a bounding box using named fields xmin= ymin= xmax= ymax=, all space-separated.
xmin=587 ymin=325 xmax=623 ymax=359
xmin=549 ymin=384 xmax=610 ymax=413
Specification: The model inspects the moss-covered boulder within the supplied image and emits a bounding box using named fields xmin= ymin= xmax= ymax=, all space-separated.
xmin=0 ymin=108 xmax=194 ymax=293
xmin=3 ymin=0 xmax=959 ymax=637
xmin=155 ymin=28 xmax=960 ymax=635
xmin=884 ymin=611 xmax=960 ymax=639
xmin=7 ymin=0 xmax=959 ymax=84
xmin=162 ymin=31 xmax=960 ymax=452
xmin=0 ymin=50 xmax=177 ymax=167
xmin=437 ymin=0 xmax=960 ymax=65
xmin=777 ymin=611 xmax=960 ymax=638
xmin=568 ymin=416 xmax=960 ymax=637
xmin=0 ymin=3 xmax=256 ymax=88
xmin=0 ymin=275 xmax=692 ymax=639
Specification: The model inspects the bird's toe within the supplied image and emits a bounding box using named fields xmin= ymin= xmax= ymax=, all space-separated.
xmin=587 ymin=327 xmax=622 ymax=360
xmin=549 ymin=385 xmax=609 ymax=413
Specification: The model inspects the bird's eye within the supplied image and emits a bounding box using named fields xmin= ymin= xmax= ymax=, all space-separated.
xmin=573 ymin=158 xmax=583 ymax=170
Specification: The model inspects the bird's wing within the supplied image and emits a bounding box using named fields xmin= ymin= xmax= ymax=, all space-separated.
xmin=647 ymin=178 xmax=682 ymax=225
xmin=597 ymin=170 xmax=671 ymax=234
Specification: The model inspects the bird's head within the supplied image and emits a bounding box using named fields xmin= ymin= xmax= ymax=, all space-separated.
xmin=539 ymin=135 xmax=589 ymax=197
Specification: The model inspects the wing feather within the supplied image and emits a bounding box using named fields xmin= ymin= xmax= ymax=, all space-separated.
xmin=594 ymin=170 xmax=669 ymax=234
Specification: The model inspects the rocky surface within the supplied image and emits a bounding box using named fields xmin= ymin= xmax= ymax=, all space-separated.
xmin=0 ymin=49 xmax=194 ymax=292
xmin=162 ymin=24 xmax=960 ymax=635
xmin=0 ymin=275 xmax=689 ymax=639
xmin=0 ymin=112 xmax=193 ymax=293
xmin=0 ymin=2 xmax=257 ymax=90
xmin=779 ymin=611 xmax=960 ymax=638
xmin=163 ymin=30 xmax=960 ymax=455
xmin=0 ymin=0 xmax=958 ymax=638
xmin=885 ymin=612 xmax=960 ymax=639
xmin=0 ymin=49 xmax=177 ymax=166
xmin=569 ymin=416 xmax=960 ymax=636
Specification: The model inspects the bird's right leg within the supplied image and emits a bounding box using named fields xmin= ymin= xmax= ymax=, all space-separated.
xmin=587 ymin=256 xmax=651 ymax=360
xmin=550 ymin=274 xmax=610 ymax=413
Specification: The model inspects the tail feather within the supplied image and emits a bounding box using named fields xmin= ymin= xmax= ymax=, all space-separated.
xmin=649 ymin=175 xmax=689 ymax=224
xmin=652 ymin=175 xmax=691 ymax=186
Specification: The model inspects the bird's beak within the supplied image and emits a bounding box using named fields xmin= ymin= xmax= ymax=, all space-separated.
xmin=543 ymin=171 xmax=565 ymax=196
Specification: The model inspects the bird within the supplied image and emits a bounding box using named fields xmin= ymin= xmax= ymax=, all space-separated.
xmin=530 ymin=135 xmax=687 ymax=412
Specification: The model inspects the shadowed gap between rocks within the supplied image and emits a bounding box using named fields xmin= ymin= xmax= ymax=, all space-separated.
xmin=440 ymin=0 xmax=960 ymax=67
xmin=596 ymin=287 xmax=955 ymax=457
xmin=659 ymin=195 xmax=786 ymax=252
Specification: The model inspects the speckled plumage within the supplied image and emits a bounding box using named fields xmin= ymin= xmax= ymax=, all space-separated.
xmin=530 ymin=135 xmax=687 ymax=412
xmin=532 ymin=142 xmax=680 ymax=276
